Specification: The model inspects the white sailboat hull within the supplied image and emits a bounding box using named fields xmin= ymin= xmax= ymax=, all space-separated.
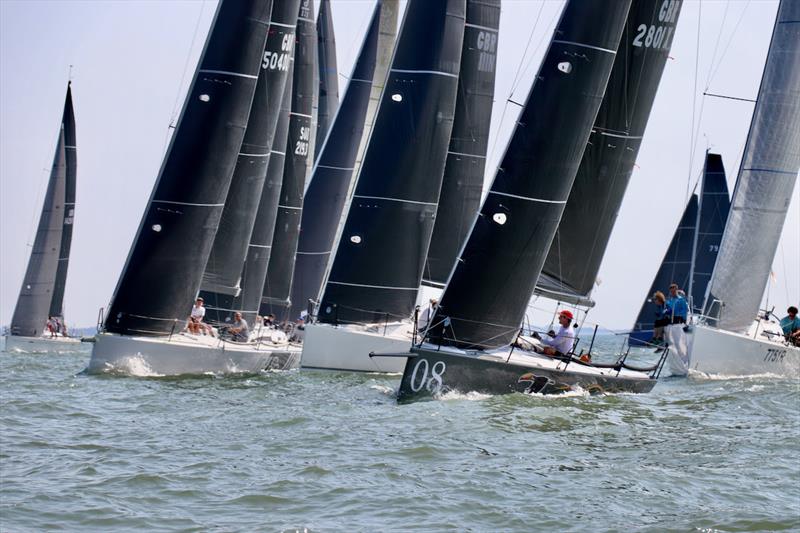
xmin=3 ymin=334 xmax=83 ymax=353
xmin=300 ymin=322 xmax=412 ymax=373
xmin=88 ymin=331 xmax=301 ymax=376
xmin=684 ymin=322 xmax=800 ymax=376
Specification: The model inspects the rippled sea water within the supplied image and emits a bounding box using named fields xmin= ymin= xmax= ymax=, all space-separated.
xmin=1 ymin=336 xmax=799 ymax=532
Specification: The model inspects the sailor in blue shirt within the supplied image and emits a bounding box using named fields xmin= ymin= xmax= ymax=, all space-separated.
xmin=780 ymin=306 xmax=800 ymax=346
xmin=666 ymin=283 xmax=688 ymax=324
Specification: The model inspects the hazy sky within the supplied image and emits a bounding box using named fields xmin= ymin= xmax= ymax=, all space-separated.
xmin=1 ymin=0 xmax=797 ymax=331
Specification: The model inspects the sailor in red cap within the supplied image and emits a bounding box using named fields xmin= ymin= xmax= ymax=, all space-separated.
xmin=535 ymin=309 xmax=576 ymax=357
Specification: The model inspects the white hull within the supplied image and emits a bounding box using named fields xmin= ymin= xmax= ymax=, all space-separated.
xmin=3 ymin=334 xmax=83 ymax=353
xmin=684 ymin=322 xmax=800 ymax=376
xmin=300 ymin=322 xmax=413 ymax=373
xmin=88 ymin=331 xmax=301 ymax=376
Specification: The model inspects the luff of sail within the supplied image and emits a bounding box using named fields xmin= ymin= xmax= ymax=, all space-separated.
xmin=315 ymin=0 xmax=339 ymax=163
xmin=427 ymin=0 xmax=632 ymax=350
xmin=10 ymin=83 xmax=76 ymax=337
xmin=422 ymin=0 xmax=500 ymax=288
xmin=261 ymin=0 xmax=316 ymax=319
xmin=288 ymin=2 xmax=383 ymax=321
xmin=538 ymin=0 xmax=683 ymax=306
xmin=104 ymin=0 xmax=273 ymax=336
xmin=317 ymin=0 xmax=467 ymax=326
xmin=200 ymin=0 xmax=299 ymax=324
xmin=704 ymin=0 xmax=800 ymax=332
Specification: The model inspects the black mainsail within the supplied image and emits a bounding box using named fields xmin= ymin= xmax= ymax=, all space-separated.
xmin=261 ymin=0 xmax=317 ymax=319
xmin=315 ymin=0 xmax=339 ymax=163
xmin=105 ymin=0 xmax=273 ymax=336
xmin=426 ymin=0 xmax=632 ymax=350
xmin=629 ymin=152 xmax=730 ymax=344
xmin=237 ymin=62 xmax=295 ymax=326
xmin=10 ymin=83 xmax=77 ymax=337
xmin=317 ymin=0 xmax=467 ymax=326
xmin=704 ymin=0 xmax=800 ymax=332
xmin=288 ymin=2 xmax=383 ymax=321
xmin=199 ymin=0 xmax=299 ymax=324
xmin=422 ymin=0 xmax=500 ymax=288
xmin=538 ymin=0 xmax=683 ymax=306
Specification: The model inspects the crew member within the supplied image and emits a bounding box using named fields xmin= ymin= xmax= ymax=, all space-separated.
xmin=535 ymin=310 xmax=576 ymax=357
xmin=780 ymin=306 xmax=800 ymax=346
xmin=666 ymin=283 xmax=688 ymax=324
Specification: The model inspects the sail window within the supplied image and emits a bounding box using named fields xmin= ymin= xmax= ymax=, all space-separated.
xmin=557 ymin=62 xmax=572 ymax=74
xmin=199 ymin=94 xmax=211 ymax=102
xmin=350 ymin=235 xmax=362 ymax=244
xmin=152 ymin=224 xmax=162 ymax=232
xmin=391 ymin=93 xmax=403 ymax=102
xmin=492 ymin=213 xmax=507 ymax=225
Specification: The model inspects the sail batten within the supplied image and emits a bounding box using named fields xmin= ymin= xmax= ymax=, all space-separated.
xmin=704 ymin=0 xmax=800 ymax=332
xmin=105 ymin=0 xmax=273 ymax=336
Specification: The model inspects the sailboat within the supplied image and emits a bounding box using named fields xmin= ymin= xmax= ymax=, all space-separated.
xmin=289 ymin=1 xmax=397 ymax=324
xmin=629 ymin=152 xmax=729 ymax=351
xmin=299 ymin=0 xmax=479 ymax=373
xmin=88 ymin=0 xmax=285 ymax=376
xmin=6 ymin=82 xmax=79 ymax=352
xmin=674 ymin=0 xmax=800 ymax=376
xmin=392 ymin=0 xmax=677 ymax=402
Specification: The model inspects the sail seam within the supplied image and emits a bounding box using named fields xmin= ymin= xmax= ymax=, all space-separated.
xmin=328 ymin=281 xmax=419 ymax=291
xmin=239 ymin=152 xmax=270 ymax=157
xmin=448 ymin=150 xmax=486 ymax=159
xmin=488 ymin=190 xmax=566 ymax=204
xmin=391 ymin=68 xmax=459 ymax=79
xmin=269 ymin=22 xmax=297 ymax=30
xmin=353 ymin=194 xmax=437 ymax=206
xmin=552 ymin=40 xmax=617 ymax=54
xmin=198 ymin=69 xmax=258 ymax=80
xmin=318 ymin=164 xmax=355 ymax=171
xmin=152 ymin=200 xmax=224 ymax=207
xmin=465 ymin=22 xmax=499 ymax=33
xmin=297 ymin=250 xmax=331 ymax=255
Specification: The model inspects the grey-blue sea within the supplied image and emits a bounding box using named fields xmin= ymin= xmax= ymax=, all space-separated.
xmin=1 ymin=336 xmax=798 ymax=532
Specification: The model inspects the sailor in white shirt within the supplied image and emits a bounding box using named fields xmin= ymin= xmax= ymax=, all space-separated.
xmin=188 ymin=297 xmax=207 ymax=334
xmin=535 ymin=310 xmax=576 ymax=356
xmin=417 ymin=298 xmax=439 ymax=335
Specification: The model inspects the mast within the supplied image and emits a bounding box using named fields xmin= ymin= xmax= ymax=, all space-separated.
xmin=427 ymin=0 xmax=632 ymax=350
xmin=261 ymin=0 xmax=317 ymax=320
xmin=704 ymin=0 xmax=800 ymax=332
xmin=317 ymin=0 xmax=467 ymax=326
xmin=199 ymin=0 xmax=299 ymax=324
xmin=537 ymin=0 xmax=683 ymax=306
xmin=10 ymin=83 xmax=76 ymax=336
xmin=315 ymin=0 xmax=339 ymax=163
xmin=104 ymin=0 xmax=273 ymax=336
xmin=288 ymin=2 xmax=385 ymax=321
xmin=422 ymin=0 xmax=500 ymax=289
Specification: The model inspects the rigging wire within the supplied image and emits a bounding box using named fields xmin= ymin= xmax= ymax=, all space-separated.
xmin=685 ymin=0 xmax=703 ymax=204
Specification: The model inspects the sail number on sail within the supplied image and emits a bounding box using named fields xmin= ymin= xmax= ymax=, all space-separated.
xmin=633 ymin=0 xmax=680 ymax=50
xmin=476 ymin=31 xmax=497 ymax=74
xmin=409 ymin=359 xmax=446 ymax=394
xmin=263 ymin=34 xmax=294 ymax=72
xmin=294 ymin=126 xmax=310 ymax=156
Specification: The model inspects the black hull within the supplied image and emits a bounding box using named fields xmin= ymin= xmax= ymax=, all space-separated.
xmin=397 ymin=348 xmax=656 ymax=403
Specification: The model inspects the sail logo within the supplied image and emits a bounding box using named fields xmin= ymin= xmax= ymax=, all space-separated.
xmin=633 ymin=0 xmax=681 ymax=50
xmin=476 ymin=31 xmax=497 ymax=74
xmin=262 ymin=33 xmax=294 ymax=72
